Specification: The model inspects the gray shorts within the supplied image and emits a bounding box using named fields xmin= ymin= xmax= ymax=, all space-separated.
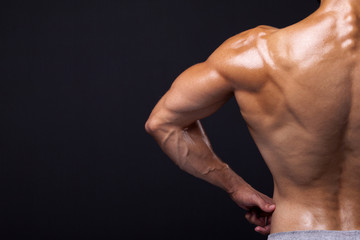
xmin=268 ymin=230 xmax=360 ymax=240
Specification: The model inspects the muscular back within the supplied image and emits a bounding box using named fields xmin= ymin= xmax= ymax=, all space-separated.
xmin=146 ymin=0 xmax=360 ymax=235
xmin=227 ymin=2 xmax=360 ymax=233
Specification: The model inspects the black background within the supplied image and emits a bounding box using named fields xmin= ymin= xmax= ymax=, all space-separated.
xmin=1 ymin=1 xmax=318 ymax=239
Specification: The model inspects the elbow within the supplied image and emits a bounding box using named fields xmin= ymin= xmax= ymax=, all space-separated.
xmin=145 ymin=117 xmax=163 ymax=135
xmin=145 ymin=114 xmax=183 ymax=136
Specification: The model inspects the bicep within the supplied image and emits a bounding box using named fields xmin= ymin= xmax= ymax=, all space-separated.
xmin=151 ymin=61 xmax=234 ymax=128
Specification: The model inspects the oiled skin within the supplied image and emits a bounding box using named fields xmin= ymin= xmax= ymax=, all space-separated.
xmin=146 ymin=0 xmax=360 ymax=234
xmin=254 ymin=1 xmax=360 ymax=233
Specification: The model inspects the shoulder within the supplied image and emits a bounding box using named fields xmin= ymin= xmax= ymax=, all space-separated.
xmin=212 ymin=25 xmax=278 ymax=50
xmin=206 ymin=25 xmax=279 ymax=91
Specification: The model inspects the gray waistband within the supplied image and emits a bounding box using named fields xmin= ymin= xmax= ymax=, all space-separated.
xmin=268 ymin=230 xmax=360 ymax=240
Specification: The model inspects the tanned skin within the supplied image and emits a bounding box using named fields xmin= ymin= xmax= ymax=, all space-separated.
xmin=145 ymin=0 xmax=360 ymax=235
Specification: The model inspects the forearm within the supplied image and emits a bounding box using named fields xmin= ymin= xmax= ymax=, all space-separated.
xmin=147 ymin=119 xmax=248 ymax=194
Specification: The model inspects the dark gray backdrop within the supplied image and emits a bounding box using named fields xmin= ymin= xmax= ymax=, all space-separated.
xmin=1 ymin=1 xmax=318 ymax=239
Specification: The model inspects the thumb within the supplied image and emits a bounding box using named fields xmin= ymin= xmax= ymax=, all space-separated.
xmin=254 ymin=195 xmax=276 ymax=213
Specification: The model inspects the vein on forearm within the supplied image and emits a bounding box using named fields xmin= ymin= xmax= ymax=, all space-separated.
xmin=150 ymin=120 xmax=246 ymax=193
xmin=156 ymin=121 xmax=226 ymax=179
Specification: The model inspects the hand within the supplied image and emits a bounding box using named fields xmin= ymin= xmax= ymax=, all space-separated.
xmin=229 ymin=185 xmax=276 ymax=235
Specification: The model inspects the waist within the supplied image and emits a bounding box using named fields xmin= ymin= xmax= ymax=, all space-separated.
xmin=270 ymin=194 xmax=360 ymax=233
xmin=268 ymin=230 xmax=360 ymax=240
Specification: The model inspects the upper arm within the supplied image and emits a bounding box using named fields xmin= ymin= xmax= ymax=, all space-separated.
xmin=148 ymin=26 xmax=276 ymax=128
xmin=149 ymin=61 xmax=233 ymax=128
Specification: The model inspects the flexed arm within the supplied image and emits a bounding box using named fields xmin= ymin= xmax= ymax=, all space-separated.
xmin=145 ymin=62 xmax=240 ymax=189
xmin=145 ymin=28 xmax=276 ymax=235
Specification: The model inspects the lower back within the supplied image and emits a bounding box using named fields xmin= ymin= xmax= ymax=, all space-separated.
xmin=270 ymin=184 xmax=360 ymax=233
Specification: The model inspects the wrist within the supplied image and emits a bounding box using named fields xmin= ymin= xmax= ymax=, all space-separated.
xmin=197 ymin=160 xmax=250 ymax=195
xmin=218 ymin=166 xmax=249 ymax=195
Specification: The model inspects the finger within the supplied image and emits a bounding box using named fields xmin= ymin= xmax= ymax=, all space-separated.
xmin=258 ymin=192 xmax=274 ymax=203
xmin=246 ymin=211 xmax=266 ymax=226
xmin=251 ymin=206 xmax=274 ymax=218
xmin=249 ymin=191 xmax=276 ymax=213
xmin=253 ymin=195 xmax=276 ymax=213
xmin=255 ymin=225 xmax=271 ymax=235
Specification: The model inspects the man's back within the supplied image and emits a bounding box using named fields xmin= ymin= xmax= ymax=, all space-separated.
xmin=231 ymin=0 xmax=360 ymax=233
xmin=146 ymin=0 xmax=360 ymax=237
